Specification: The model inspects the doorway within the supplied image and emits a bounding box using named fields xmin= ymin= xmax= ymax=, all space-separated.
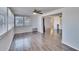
xmin=43 ymin=17 xmax=45 ymax=34
xmin=42 ymin=13 xmax=62 ymax=36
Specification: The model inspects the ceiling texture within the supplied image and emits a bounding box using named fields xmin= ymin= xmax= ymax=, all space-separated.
xmin=10 ymin=7 xmax=62 ymax=16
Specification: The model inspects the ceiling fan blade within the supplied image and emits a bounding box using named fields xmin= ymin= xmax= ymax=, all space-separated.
xmin=38 ymin=10 xmax=41 ymax=12
xmin=38 ymin=12 xmax=43 ymax=14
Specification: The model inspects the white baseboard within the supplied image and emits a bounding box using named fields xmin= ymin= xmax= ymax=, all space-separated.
xmin=62 ymin=41 xmax=79 ymax=51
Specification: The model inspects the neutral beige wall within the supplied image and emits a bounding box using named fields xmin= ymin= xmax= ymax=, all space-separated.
xmin=44 ymin=16 xmax=51 ymax=30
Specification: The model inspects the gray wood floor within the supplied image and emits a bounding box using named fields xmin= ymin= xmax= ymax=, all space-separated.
xmin=9 ymin=31 xmax=77 ymax=51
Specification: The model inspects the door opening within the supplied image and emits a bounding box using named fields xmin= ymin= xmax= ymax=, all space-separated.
xmin=43 ymin=18 xmax=45 ymax=34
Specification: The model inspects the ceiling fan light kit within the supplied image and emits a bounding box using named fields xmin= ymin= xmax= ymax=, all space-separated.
xmin=33 ymin=12 xmax=37 ymax=15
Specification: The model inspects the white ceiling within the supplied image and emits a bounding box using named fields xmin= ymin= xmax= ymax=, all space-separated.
xmin=10 ymin=7 xmax=62 ymax=16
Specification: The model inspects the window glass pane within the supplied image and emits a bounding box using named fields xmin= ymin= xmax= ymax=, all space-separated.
xmin=15 ymin=16 xmax=32 ymax=27
xmin=15 ymin=16 xmax=23 ymax=27
xmin=24 ymin=17 xmax=32 ymax=26
xmin=8 ymin=8 xmax=14 ymax=30
xmin=0 ymin=7 xmax=7 ymax=36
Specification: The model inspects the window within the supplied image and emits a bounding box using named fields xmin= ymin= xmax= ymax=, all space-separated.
xmin=15 ymin=16 xmax=32 ymax=27
xmin=0 ymin=8 xmax=7 ymax=36
xmin=0 ymin=7 xmax=14 ymax=36
xmin=24 ymin=17 xmax=31 ymax=26
xmin=8 ymin=8 xmax=14 ymax=30
xmin=15 ymin=16 xmax=23 ymax=27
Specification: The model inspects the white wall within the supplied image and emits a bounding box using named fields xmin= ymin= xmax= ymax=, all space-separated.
xmin=15 ymin=26 xmax=32 ymax=34
xmin=37 ymin=16 xmax=43 ymax=33
xmin=31 ymin=15 xmax=39 ymax=29
xmin=62 ymin=7 xmax=79 ymax=50
xmin=31 ymin=15 xmax=43 ymax=33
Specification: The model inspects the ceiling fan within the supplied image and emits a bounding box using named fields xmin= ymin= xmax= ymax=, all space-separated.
xmin=33 ymin=9 xmax=43 ymax=14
